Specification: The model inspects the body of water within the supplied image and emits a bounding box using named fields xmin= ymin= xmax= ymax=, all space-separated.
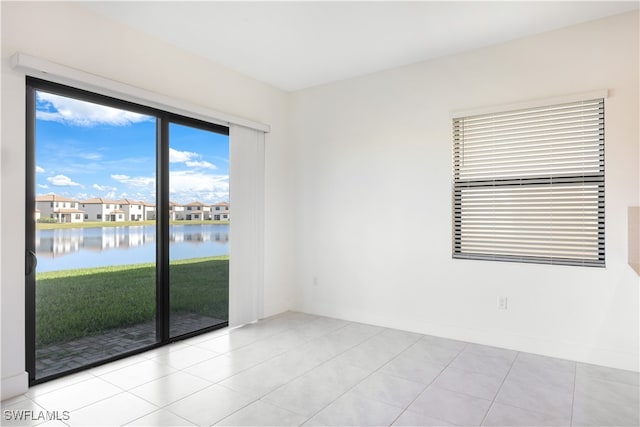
xmin=36 ymin=224 xmax=229 ymax=272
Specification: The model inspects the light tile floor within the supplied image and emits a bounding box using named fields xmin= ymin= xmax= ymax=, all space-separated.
xmin=2 ymin=311 xmax=638 ymax=426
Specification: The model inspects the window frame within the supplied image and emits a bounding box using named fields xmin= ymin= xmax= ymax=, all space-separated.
xmin=25 ymin=77 xmax=230 ymax=385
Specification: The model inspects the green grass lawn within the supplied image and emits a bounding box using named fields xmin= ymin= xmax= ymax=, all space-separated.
xmin=35 ymin=256 xmax=229 ymax=347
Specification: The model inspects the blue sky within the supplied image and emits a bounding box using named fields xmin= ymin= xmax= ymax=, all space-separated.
xmin=35 ymin=91 xmax=229 ymax=205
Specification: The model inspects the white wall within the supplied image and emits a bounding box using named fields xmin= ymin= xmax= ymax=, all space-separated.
xmin=1 ymin=2 xmax=638 ymax=402
xmin=291 ymin=11 xmax=639 ymax=371
xmin=1 ymin=2 xmax=294 ymax=398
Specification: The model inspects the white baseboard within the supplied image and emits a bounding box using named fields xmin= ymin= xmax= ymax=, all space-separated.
xmin=297 ymin=305 xmax=640 ymax=372
xmin=1 ymin=372 xmax=28 ymax=401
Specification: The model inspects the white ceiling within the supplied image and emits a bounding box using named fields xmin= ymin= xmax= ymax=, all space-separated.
xmin=84 ymin=1 xmax=638 ymax=92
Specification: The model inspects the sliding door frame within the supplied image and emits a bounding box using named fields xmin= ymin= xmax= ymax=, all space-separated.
xmin=25 ymin=77 xmax=229 ymax=385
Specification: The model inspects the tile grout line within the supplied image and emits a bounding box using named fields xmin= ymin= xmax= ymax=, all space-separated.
xmin=21 ymin=313 xmax=636 ymax=426
xmin=201 ymin=382 xmax=262 ymax=427
xmin=213 ymin=319 xmax=354 ymax=385
xmin=25 ymin=372 xmax=99 ymax=401
xmin=104 ymin=391 xmax=164 ymax=427
xmin=478 ymin=350 xmax=520 ymax=426
xmin=167 ymin=316 xmax=356 ymax=426
xmin=388 ymin=340 xmax=469 ymax=426
xmin=111 ymin=315 xmax=320 ymax=425
xmin=210 ymin=317 xmax=363 ymax=426
xmin=477 ymin=360 xmax=578 ymax=424
xmin=339 ymin=335 xmax=432 ymax=422
xmin=569 ymin=361 xmax=577 ymax=426
xmin=309 ymin=333 xmax=468 ymax=425
xmin=90 ymin=358 xmax=177 ymax=393
xmin=426 ymin=359 xmax=512 ymax=403
xmin=23 ymin=313 xmax=337 ymax=415
xmin=177 ymin=315 xmax=331 ymax=384
xmin=30 ymin=376 xmax=130 ymax=417
xmin=295 ymin=326 xmax=393 ymax=425
xmin=124 ymin=406 xmax=195 ymax=427
xmin=157 ymin=318 xmax=321 ymax=425
xmin=191 ymin=312 xmax=318 ymax=355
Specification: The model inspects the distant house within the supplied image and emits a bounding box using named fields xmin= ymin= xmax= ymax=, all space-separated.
xmin=35 ymin=194 xmax=85 ymax=223
xmin=169 ymin=202 xmax=185 ymax=221
xmin=80 ymin=198 xmax=125 ymax=222
xmin=142 ymin=201 xmax=156 ymax=220
xmin=184 ymin=201 xmax=211 ymax=220
xmin=109 ymin=209 xmax=126 ymax=222
xmin=115 ymin=199 xmax=145 ymax=221
xmin=211 ymin=202 xmax=230 ymax=221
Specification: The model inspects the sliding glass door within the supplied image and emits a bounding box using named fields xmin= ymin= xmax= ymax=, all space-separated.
xmin=26 ymin=78 xmax=229 ymax=384
xmin=168 ymin=122 xmax=230 ymax=337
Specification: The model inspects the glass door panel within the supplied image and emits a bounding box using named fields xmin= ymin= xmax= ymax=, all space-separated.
xmin=31 ymin=88 xmax=157 ymax=380
xmin=168 ymin=122 xmax=229 ymax=337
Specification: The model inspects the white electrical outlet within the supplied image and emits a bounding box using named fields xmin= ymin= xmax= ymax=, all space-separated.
xmin=498 ymin=296 xmax=508 ymax=310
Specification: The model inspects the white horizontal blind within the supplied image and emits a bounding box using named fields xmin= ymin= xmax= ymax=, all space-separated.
xmin=453 ymin=98 xmax=605 ymax=267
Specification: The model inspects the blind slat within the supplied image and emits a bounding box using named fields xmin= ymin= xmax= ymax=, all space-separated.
xmin=452 ymin=97 xmax=605 ymax=267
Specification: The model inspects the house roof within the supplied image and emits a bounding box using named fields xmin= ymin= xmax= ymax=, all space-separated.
xmin=36 ymin=194 xmax=78 ymax=203
xmin=212 ymin=202 xmax=229 ymax=207
xmin=185 ymin=201 xmax=205 ymax=207
xmin=82 ymin=197 xmax=118 ymax=204
xmin=114 ymin=198 xmax=145 ymax=205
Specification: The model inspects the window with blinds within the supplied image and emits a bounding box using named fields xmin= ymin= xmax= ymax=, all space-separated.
xmin=452 ymin=97 xmax=605 ymax=267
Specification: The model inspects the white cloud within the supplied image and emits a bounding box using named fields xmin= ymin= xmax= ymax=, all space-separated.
xmin=47 ymin=174 xmax=82 ymax=187
xmin=169 ymin=148 xmax=198 ymax=163
xmin=36 ymin=165 xmax=46 ymax=173
xmin=109 ymin=171 xmax=226 ymax=204
xmin=79 ymin=152 xmax=103 ymax=160
xmin=185 ymin=160 xmax=217 ymax=170
xmin=93 ymin=184 xmax=117 ymax=192
xmin=36 ymin=92 xmax=152 ymax=127
xmin=132 ymin=191 xmax=151 ymax=200
xmin=170 ymin=148 xmax=218 ymax=170
xmin=38 ymin=184 xmax=49 ymax=189
xmin=111 ymin=174 xmax=155 ymax=188
xmin=105 ymin=191 xmax=116 ymax=199
xmin=169 ymin=170 xmax=229 ymax=204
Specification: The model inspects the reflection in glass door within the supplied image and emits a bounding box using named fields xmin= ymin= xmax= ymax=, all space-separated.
xmin=27 ymin=82 xmax=158 ymax=381
xmin=168 ymin=122 xmax=230 ymax=337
